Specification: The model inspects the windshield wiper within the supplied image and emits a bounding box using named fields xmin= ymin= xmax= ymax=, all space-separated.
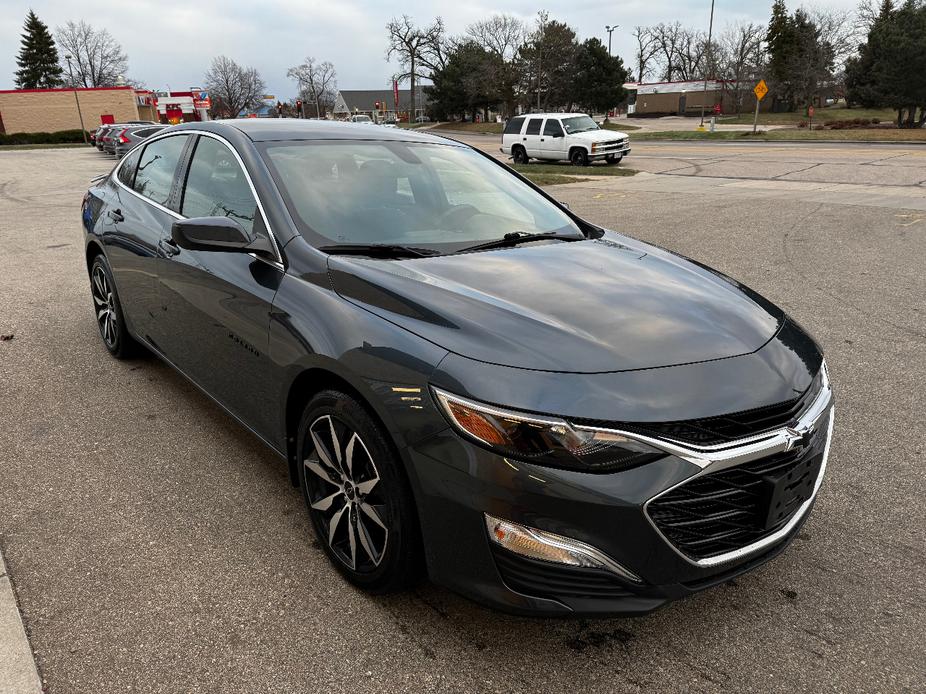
xmin=319 ymin=243 xmax=440 ymax=259
xmin=458 ymin=231 xmax=582 ymax=253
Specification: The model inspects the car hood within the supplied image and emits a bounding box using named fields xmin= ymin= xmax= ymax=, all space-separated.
xmin=328 ymin=236 xmax=783 ymax=373
xmin=569 ymin=129 xmax=628 ymax=142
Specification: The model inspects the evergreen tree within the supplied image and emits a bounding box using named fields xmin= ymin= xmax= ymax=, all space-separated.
xmin=572 ymin=38 xmax=629 ymax=114
xmin=14 ymin=10 xmax=64 ymax=89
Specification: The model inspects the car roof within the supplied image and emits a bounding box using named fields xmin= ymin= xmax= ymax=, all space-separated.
xmin=167 ymin=118 xmax=460 ymax=145
xmin=519 ymin=113 xmax=588 ymax=119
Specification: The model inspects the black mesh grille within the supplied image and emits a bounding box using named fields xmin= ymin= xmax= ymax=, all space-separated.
xmin=491 ymin=547 xmax=635 ymax=600
xmin=647 ymin=450 xmax=824 ymax=561
xmin=619 ymin=371 xmax=823 ymax=446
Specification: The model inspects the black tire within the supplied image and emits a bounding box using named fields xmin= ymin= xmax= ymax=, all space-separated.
xmin=570 ymin=148 xmax=589 ymax=167
xmin=297 ymin=390 xmax=423 ymax=593
xmin=605 ymin=154 xmax=617 ymax=164
xmin=89 ymin=254 xmax=139 ymax=359
xmin=512 ymin=146 xmax=529 ymax=165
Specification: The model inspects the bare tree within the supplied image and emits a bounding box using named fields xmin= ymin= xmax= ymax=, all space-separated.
xmin=466 ymin=14 xmax=526 ymax=117
xmin=386 ymin=16 xmax=445 ymax=118
xmin=203 ymin=56 xmax=266 ymax=119
xmin=633 ymin=26 xmax=659 ymax=82
xmin=55 ymin=20 xmax=128 ymax=87
xmin=807 ymin=5 xmax=860 ymax=68
xmin=287 ymin=57 xmax=337 ymax=118
xmin=717 ymin=22 xmax=766 ymax=113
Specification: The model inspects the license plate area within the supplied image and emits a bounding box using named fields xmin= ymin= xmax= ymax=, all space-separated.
xmin=760 ymin=453 xmax=823 ymax=530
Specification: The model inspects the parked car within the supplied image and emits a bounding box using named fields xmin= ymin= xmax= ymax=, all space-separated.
xmin=94 ymin=125 xmax=114 ymax=151
xmin=502 ymin=113 xmax=631 ymax=166
xmin=350 ymin=114 xmax=373 ymax=123
xmin=96 ymin=121 xmax=157 ymax=152
xmin=414 ymin=115 xmax=431 ymax=123
xmin=81 ymin=120 xmax=833 ymax=616
xmin=113 ymin=125 xmax=167 ymax=158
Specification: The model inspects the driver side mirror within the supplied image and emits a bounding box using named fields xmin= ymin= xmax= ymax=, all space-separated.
xmin=171 ymin=217 xmax=274 ymax=257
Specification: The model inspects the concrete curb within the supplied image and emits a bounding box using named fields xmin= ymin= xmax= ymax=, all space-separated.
xmin=0 ymin=550 xmax=42 ymax=694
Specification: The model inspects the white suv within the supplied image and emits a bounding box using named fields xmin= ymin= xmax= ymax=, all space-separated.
xmin=501 ymin=113 xmax=630 ymax=166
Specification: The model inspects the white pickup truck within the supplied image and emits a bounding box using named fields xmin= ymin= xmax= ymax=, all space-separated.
xmin=501 ymin=113 xmax=630 ymax=166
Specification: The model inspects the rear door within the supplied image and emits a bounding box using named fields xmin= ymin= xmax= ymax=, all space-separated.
xmin=539 ymin=118 xmax=567 ymax=159
xmin=154 ymin=133 xmax=284 ymax=442
xmin=522 ymin=117 xmax=544 ymax=157
xmin=105 ymin=133 xmax=191 ymax=342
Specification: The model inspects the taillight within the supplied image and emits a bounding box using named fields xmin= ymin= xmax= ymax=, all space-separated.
xmin=118 ymin=129 xmax=130 ymax=144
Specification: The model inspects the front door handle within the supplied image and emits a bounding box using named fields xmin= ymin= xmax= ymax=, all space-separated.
xmin=158 ymin=237 xmax=180 ymax=257
xmin=108 ymin=209 xmax=124 ymax=223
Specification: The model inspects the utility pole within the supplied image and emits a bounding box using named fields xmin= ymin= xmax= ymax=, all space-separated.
xmin=699 ymin=0 xmax=716 ymax=128
xmin=536 ymin=10 xmax=548 ymax=110
xmin=64 ymin=55 xmax=88 ymax=144
xmin=605 ymin=24 xmax=620 ymax=56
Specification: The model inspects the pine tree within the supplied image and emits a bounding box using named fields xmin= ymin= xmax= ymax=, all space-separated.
xmin=14 ymin=10 xmax=64 ymax=89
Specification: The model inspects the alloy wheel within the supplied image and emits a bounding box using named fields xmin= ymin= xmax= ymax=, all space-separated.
xmin=303 ymin=415 xmax=388 ymax=571
xmin=91 ymin=265 xmax=118 ymax=347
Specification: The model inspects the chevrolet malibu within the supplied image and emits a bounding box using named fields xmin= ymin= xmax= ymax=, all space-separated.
xmin=81 ymin=120 xmax=834 ymax=616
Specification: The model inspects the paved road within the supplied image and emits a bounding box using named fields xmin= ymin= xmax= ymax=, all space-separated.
xmin=1 ymin=145 xmax=924 ymax=693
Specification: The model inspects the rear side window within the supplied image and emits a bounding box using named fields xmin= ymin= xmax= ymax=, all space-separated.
xmin=181 ymin=136 xmax=258 ymax=235
xmin=525 ymin=118 xmax=542 ymax=135
xmin=117 ymin=148 xmax=141 ymax=188
xmin=134 ymin=128 xmax=159 ymax=138
xmin=503 ymin=116 xmax=525 ymax=135
xmin=543 ymin=119 xmax=564 ymax=137
xmin=133 ymin=135 xmax=188 ymax=208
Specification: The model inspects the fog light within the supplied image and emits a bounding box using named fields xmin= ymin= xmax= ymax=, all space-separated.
xmin=485 ymin=514 xmax=641 ymax=583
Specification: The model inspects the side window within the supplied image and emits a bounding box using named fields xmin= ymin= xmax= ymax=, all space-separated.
xmin=503 ymin=116 xmax=525 ymax=135
xmin=181 ymin=136 xmax=258 ymax=235
xmin=543 ymin=119 xmax=564 ymax=137
xmin=525 ymin=118 xmax=542 ymax=135
xmin=117 ymin=147 xmax=142 ymax=188
xmin=133 ymin=135 xmax=188 ymax=208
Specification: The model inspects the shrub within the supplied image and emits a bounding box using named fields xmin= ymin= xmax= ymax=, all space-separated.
xmin=797 ymin=120 xmax=808 ymax=128
xmin=0 ymin=129 xmax=90 ymax=146
xmin=872 ymin=118 xmax=880 ymax=124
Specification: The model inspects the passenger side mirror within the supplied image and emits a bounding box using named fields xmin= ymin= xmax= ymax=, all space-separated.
xmin=171 ymin=217 xmax=274 ymax=257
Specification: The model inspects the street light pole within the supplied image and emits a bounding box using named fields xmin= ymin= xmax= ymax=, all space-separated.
xmin=699 ymin=0 xmax=716 ymax=127
xmin=65 ymin=55 xmax=88 ymax=144
xmin=605 ymin=24 xmax=620 ymax=56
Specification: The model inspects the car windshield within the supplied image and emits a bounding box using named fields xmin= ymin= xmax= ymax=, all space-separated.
xmin=562 ymin=116 xmax=599 ymax=134
xmin=260 ymin=141 xmax=583 ymax=253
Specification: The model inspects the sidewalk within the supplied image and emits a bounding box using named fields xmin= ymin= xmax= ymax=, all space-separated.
xmin=0 ymin=550 xmax=42 ymax=694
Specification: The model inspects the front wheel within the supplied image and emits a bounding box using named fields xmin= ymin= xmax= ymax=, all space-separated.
xmin=298 ymin=390 xmax=423 ymax=593
xmin=570 ymin=148 xmax=589 ymax=167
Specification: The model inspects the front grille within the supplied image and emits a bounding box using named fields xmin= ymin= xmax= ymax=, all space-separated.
xmin=491 ymin=547 xmax=635 ymax=600
xmin=619 ymin=370 xmax=823 ymax=446
xmin=647 ymin=449 xmax=823 ymax=561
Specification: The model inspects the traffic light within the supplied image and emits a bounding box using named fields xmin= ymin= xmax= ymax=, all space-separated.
xmin=296 ymin=99 xmax=303 ymax=117
xmin=375 ymin=101 xmax=380 ymax=110
xmin=277 ymin=101 xmax=283 ymax=116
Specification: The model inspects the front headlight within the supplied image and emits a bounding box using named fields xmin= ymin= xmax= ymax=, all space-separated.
xmin=431 ymin=388 xmax=663 ymax=472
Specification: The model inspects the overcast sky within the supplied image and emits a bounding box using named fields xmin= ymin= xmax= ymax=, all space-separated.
xmin=1 ymin=0 xmax=857 ymax=99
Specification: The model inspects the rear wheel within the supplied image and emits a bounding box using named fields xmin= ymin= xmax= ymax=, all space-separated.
xmin=570 ymin=148 xmax=589 ymax=167
xmin=512 ymin=145 xmax=529 ymax=165
xmin=298 ymin=390 xmax=422 ymax=593
xmin=89 ymin=254 xmax=138 ymax=359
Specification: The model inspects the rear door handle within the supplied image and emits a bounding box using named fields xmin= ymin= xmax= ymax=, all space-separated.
xmin=540 ymin=138 xmax=545 ymax=142
xmin=158 ymin=237 xmax=180 ymax=257
xmin=108 ymin=209 xmax=124 ymax=223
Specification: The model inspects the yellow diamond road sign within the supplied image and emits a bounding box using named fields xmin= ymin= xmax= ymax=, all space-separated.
xmin=754 ymin=79 xmax=769 ymax=101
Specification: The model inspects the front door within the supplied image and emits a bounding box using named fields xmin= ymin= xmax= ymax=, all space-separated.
xmin=539 ymin=118 xmax=567 ymax=159
xmin=153 ymin=134 xmax=284 ymax=443
xmin=678 ymin=95 xmax=687 ymax=115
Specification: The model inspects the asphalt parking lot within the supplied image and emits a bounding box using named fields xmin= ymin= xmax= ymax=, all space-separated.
xmin=1 ymin=143 xmax=924 ymax=693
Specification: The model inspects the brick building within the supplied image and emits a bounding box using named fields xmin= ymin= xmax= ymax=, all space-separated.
xmin=627 ymin=80 xmax=774 ymax=117
xmin=0 ymin=86 xmax=156 ymax=135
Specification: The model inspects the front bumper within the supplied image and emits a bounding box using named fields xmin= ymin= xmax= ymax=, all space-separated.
xmin=589 ymin=145 xmax=631 ymax=160
xmin=406 ymin=391 xmax=833 ymax=617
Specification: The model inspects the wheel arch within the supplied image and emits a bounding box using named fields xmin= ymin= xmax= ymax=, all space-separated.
xmin=85 ymin=239 xmax=105 ymax=273
xmin=568 ymin=145 xmax=588 ymax=160
xmin=283 ymin=365 xmax=409 ymax=488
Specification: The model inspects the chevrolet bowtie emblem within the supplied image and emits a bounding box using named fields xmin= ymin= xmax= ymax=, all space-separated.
xmin=784 ymin=426 xmax=813 ymax=451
